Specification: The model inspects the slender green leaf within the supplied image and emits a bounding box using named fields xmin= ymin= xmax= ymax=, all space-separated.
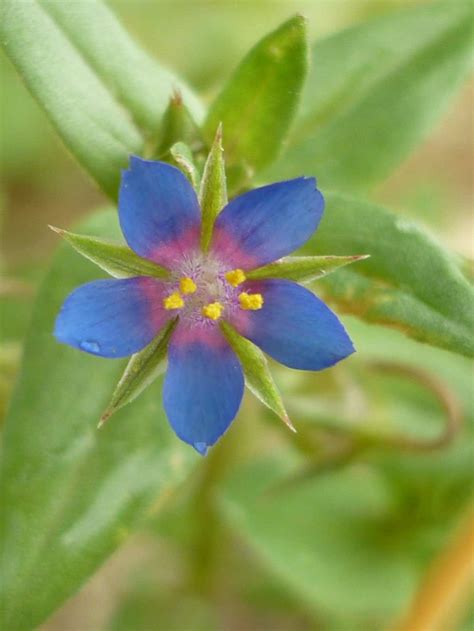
xmin=204 ymin=15 xmax=308 ymax=189
xmin=50 ymin=226 xmax=169 ymax=279
xmin=0 ymin=210 xmax=197 ymax=631
xmin=266 ymin=2 xmax=473 ymax=192
xmin=304 ymin=192 xmax=474 ymax=357
xmin=38 ymin=0 xmax=204 ymax=132
xmin=247 ymin=254 xmax=369 ymax=283
xmin=221 ymin=321 xmax=293 ymax=431
xmin=0 ymin=0 xmax=203 ymax=197
xmin=100 ymin=318 xmax=177 ymax=425
xmin=199 ymin=125 xmax=227 ymax=252
xmin=0 ymin=0 xmax=141 ymax=197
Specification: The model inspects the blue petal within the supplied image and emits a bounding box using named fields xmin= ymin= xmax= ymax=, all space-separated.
xmin=119 ymin=157 xmax=201 ymax=268
xmin=233 ymin=280 xmax=354 ymax=370
xmin=55 ymin=277 xmax=170 ymax=358
xmin=211 ymin=177 xmax=324 ymax=268
xmin=163 ymin=325 xmax=244 ymax=453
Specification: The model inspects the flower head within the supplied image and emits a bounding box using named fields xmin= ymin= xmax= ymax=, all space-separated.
xmin=55 ymin=157 xmax=354 ymax=454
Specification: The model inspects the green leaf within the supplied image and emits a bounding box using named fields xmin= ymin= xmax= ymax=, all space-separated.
xmin=304 ymin=192 xmax=474 ymax=357
xmin=247 ymin=254 xmax=369 ymax=283
xmin=50 ymin=226 xmax=169 ymax=279
xmin=0 ymin=209 xmax=197 ymax=631
xmin=37 ymin=0 xmax=204 ymax=133
xmin=0 ymin=0 xmax=203 ymax=197
xmin=169 ymin=142 xmax=200 ymax=190
xmin=266 ymin=2 xmax=473 ymax=192
xmin=204 ymin=15 xmax=308 ymax=189
xmin=100 ymin=318 xmax=177 ymax=425
xmin=218 ymin=457 xmax=418 ymax=624
xmin=199 ymin=125 xmax=228 ymax=252
xmin=220 ymin=321 xmax=293 ymax=431
xmin=0 ymin=0 xmax=139 ymax=197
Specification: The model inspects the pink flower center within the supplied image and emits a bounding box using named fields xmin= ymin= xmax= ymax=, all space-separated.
xmin=162 ymin=253 xmax=263 ymax=324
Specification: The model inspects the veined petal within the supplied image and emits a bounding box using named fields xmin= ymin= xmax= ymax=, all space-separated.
xmin=119 ymin=157 xmax=201 ymax=268
xmin=231 ymin=279 xmax=354 ymax=370
xmin=163 ymin=324 xmax=244 ymax=454
xmin=55 ymin=277 xmax=170 ymax=358
xmin=211 ymin=177 xmax=324 ymax=268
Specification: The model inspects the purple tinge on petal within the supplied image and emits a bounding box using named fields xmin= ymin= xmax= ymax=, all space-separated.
xmin=119 ymin=157 xmax=201 ymax=268
xmin=230 ymin=279 xmax=354 ymax=370
xmin=54 ymin=277 xmax=171 ymax=358
xmin=211 ymin=177 xmax=324 ymax=269
xmin=163 ymin=323 xmax=244 ymax=454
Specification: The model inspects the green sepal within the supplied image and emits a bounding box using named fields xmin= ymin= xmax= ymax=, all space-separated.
xmin=199 ymin=125 xmax=228 ymax=252
xmin=50 ymin=226 xmax=170 ymax=279
xmin=247 ymin=254 xmax=369 ymax=283
xmin=169 ymin=142 xmax=200 ymax=189
xmin=100 ymin=318 xmax=177 ymax=425
xmin=153 ymin=90 xmax=203 ymax=157
xmin=220 ymin=320 xmax=294 ymax=432
xmin=204 ymin=15 xmax=308 ymax=192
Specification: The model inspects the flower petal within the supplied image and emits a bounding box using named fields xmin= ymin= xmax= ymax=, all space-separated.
xmin=163 ymin=324 xmax=244 ymax=454
xmin=231 ymin=279 xmax=354 ymax=370
xmin=55 ymin=277 xmax=170 ymax=358
xmin=119 ymin=157 xmax=201 ymax=267
xmin=211 ymin=177 xmax=324 ymax=268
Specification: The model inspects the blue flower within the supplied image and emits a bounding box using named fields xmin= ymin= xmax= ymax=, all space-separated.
xmin=55 ymin=157 xmax=354 ymax=454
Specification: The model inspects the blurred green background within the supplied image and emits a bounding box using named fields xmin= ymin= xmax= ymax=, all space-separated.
xmin=1 ymin=1 xmax=472 ymax=630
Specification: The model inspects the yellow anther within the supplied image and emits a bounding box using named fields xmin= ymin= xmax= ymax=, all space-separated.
xmin=202 ymin=302 xmax=223 ymax=321
xmin=179 ymin=276 xmax=197 ymax=294
xmin=163 ymin=291 xmax=184 ymax=310
xmin=225 ymin=269 xmax=247 ymax=287
xmin=239 ymin=292 xmax=264 ymax=311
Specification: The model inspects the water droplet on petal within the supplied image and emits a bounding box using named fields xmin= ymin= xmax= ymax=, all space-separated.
xmin=80 ymin=340 xmax=101 ymax=354
xmin=193 ymin=441 xmax=209 ymax=456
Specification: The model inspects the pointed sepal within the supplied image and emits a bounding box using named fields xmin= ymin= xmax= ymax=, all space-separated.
xmin=247 ymin=254 xmax=369 ymax=283
xmin=199 ymin=124 xmax=228 ymax=252
xmin=220 ymin=320 xmax=294 ymax=432
xmin=50 ymin=226 xmax=170 ymax=279
xmin=169 ymin=142 xmax=200 ymax=189
xmin=154 ymin=90 xmax=203 ymax=157
xmin=99 ymin=318 xmax=177 ymax=426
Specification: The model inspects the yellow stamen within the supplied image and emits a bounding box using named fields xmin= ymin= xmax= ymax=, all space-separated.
xmin=239 ymin=292 xmax=264 ymax=311
xmin=163 ymin=291 xmax=184 ymax=310
xmin=202 ymin=302 xmax=223 ymax=320
xmin=179 ymin=276 xmax=197 ymax=294
xmin=225 ymin=269 xmax=246 ymax=287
